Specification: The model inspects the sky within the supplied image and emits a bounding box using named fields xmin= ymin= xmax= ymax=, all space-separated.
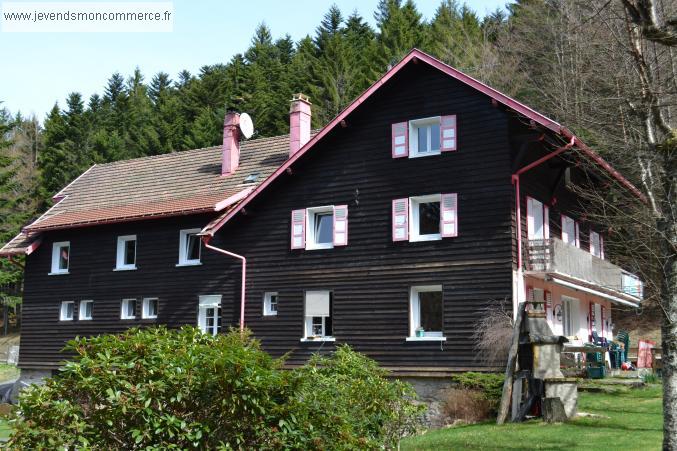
xmin=0 ymin=0 xmax=507 ymax=120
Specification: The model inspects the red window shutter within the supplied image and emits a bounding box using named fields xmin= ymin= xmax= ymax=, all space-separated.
xmin=391 ymin=122 xmax=408 ymax=158
xmin=333 ymin=205 xmax=348 ymax=246
xmin=392 ymin=198 xmax=409 ymax=241
xmin=440 ymin=115 xmax=457 ymax=152
xmin=440 ymin=193 xmax=458 ymax=237
xmin=544 ymin=206 xmax=550 ymax=239
xmin=291 ymin=209 xmax=306 ymax=249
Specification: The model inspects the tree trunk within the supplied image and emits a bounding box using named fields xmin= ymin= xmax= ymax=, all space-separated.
xmin=662 ymin=148 xmax=677 ymax=450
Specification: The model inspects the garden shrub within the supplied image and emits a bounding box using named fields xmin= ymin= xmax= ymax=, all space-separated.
xmin=450 ymin=372 xmax=504 ymax=414
xmin=8 ymin=327 xmax=422 ymax=450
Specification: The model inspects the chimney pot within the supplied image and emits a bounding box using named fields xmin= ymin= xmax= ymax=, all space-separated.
xmin=289 ymin=93 xmax=311 ymax=157
xmin=222 ymin=112 xmax=240 ymax=175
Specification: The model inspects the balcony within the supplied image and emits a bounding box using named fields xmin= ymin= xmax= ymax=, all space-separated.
xmin=527 ymin=238 xmax=643 ymax=304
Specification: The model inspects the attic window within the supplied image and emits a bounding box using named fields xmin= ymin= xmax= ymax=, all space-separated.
xmin=243 ymin=173 xmax=260 ymax=184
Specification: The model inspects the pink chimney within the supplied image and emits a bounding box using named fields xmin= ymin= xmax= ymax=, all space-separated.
xmin=289 ymin=93 xmax=311 ymax=157
xmin=222 ymin=111 xmax=240 ymax=175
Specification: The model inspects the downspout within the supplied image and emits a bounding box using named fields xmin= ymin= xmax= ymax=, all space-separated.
xmin=202 ymin=237 xmax=246 ymax=332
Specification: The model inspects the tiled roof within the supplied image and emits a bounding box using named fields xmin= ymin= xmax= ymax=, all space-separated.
xmin=0 ymin=133 xmax=300 ymax=256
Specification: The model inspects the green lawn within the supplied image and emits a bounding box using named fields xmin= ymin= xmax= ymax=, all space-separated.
xmin=402 ymin=385 xmax=663 ymax=451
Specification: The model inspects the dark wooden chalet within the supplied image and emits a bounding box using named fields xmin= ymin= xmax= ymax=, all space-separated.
xmin=1 ymin=49 xmax=644 ymax=380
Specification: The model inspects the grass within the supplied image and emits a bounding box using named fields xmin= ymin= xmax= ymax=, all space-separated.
xmin=402 ymin=385 xmax=663 ymax=451
xmin=0 ymin=364 xmax=18 ymax=384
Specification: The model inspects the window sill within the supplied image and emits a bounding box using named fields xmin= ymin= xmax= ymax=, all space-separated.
xmin=59 ymin=319 xmax=73 ymax=322
xmin=406 ymin=336 xmax=447 ymax=342
xmin=113 ymin=266 xmax=137 ymax=272
xmin=410 ymin=234 xmax=442 ymax=242
xmin=141 ymin=316 xmax=157 ymax=320
xmin=120 ymin=317 xmax=137 ymax=320
xmin=305 ymin=244 xmax=334 ymax=251
xmin=263 ymin=313 xmax=278 ymax=317
xmin=78 ymin=318 xmax=92 ymax=321
xmin=48 ymin=271 xmax=70 ymax=276
xmin=409 ymin=151 xmax=441 ymax=159
xmin=176 ymin=261 xmax=202 ymax=267
xmin=300 ymin=337 xmax=336 ymax=342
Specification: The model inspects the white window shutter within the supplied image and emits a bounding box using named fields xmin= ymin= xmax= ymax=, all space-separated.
xmin=575 ymin=222 xmax=580 ymax=248
xmin=561 ymin=216 xmax=569 ymax=243
xmin=392 ymin=198 xmax=409 ymax=241
xmin=526 ymin=199 xmax=535 ymax=239
xmin=440 ymin=193 xmax=458 ymax=237
xmin=391 ymin=122 xmax=408 ymax=158
xmin=440 ymin=115 xmax=457 ymax=152
xmin=600 ymin=235 xmax=605 ymax=260
xmin=333 ymin=205 xmax=348 ymax=246
xmin=291 ymin=209 xmax=306 ymax=249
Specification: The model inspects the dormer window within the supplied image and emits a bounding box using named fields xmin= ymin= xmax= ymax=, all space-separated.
xmin=115 ymin=235 xmax=137 ymax=270
xmin=178 ymin=229 xmax=202 ymax=266
xmin=50 ymin=241 xmax=70 ymax=275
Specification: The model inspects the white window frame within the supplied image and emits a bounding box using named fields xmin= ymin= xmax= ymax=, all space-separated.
xmin=590 ymin=230 xmax=603 ymax=258
xmin=562 ymin=296 xmax=579 ymax=338
xmin=302 ymin=290 xmax=335 ymax=342
xmin=59 ymin=301 xmax=74 ymax=321
xmin=177 ymin=228 xmax=202 ymax=266
xmin=306 ymin=206 xmax=334 ymax=250
xmin=409 ymin=194 xmax=442 ymax=242
xmin=121 ymin=298 xmax=137 ymax=320
xmin=198 ymin=295 xmax=222 ymax=336
xmin=407 ymin=285 xmax=446 ymax=341
xmin=561 ymin=215 xmax=579 ymax=247
xmin=78 ymin=300 xmax=93 ymax=320
xmin=527 ymin=198 xmax=545 ymax=240
xmin=142 ymin=297 xmax=159 ymax=319
xmin=408 ymin=116 xmax=441 ymax=158
xmin=263 ymin=292 xmax=278 ymax=316
xmin=115 ymin=235 xmax=137 ymax=271
xmin=50 ymin=241 xmax=70 ymax=275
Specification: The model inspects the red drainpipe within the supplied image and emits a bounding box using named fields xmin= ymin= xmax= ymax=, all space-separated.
xmin=513 ymin=136 xmax=575 ymax=271
xmin=202 ymin=237 xmax=246 ymax=332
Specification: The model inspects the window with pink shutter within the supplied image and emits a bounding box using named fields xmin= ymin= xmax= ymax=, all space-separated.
xmin=333 ymin=205 xmax=348 ymax=246
xmin=391 ymin=122 xmax=408 ymax=158
xmin=440 ymin=115 xmax=457 ymax=151
xmin=392 ymin=198 xmax=409 ymax=241
xmin=291 ymin=209 xmax=306 ymax=249
xmin=440 ymin=193 xmax=458 ymax=237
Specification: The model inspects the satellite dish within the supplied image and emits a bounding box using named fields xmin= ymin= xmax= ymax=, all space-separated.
xmin=239 ymin=113 xmax=254 ymax=139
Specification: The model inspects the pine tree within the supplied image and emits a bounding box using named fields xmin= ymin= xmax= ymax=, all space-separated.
xmin=375 ymin=0 xmax=427 ymax=70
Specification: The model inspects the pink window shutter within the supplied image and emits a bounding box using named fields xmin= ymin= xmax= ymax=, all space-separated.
xmin=333 ymin=205 xmax=348 ymax=246
xmin=543 ymin=206 xmax=550 ymax=239
xmin=291 ymin=209 xmax=306 ymax=249
xmin=391 ymin=122 xmax=408 ymax=158
xmin=440 ymin=115 xmax=457 ymax=152
xmin=392 ymin=198 xmax=409 ymax=241
xmin=440 ymin=193 xmax=458 ymax=237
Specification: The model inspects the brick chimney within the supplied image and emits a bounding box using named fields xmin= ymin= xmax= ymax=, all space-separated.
xmin=222 ymin=111 xmax=240 ymax=175
xmin=289 ymin=93 xmax=311 ymax=157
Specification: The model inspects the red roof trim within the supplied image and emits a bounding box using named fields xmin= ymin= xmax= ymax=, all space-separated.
xmin=202 ymin=49 xmax=643 ymax=236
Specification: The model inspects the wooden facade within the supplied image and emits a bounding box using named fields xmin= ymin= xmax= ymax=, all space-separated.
xmin=14 ymin=56 xmax=640 ymax=375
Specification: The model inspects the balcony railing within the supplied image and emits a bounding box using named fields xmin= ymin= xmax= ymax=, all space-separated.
xmin=527 ymin=238 xmax=643 ymax=300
